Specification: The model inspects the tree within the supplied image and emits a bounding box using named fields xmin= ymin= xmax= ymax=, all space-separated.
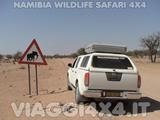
xmin=77 ymin=48 xmax=86 ymax=55
xmin=13 ymin=51 xmax=22 ymax=61
xmin=69 ymin=53 xmax=78 ymax=58
xmin=6 ymin=54 xmax=13 ymax=59
xmin=0 ymin=54 xmax=3 ymax=60
xmin=141 ymin=32 xmax=160 ymax=63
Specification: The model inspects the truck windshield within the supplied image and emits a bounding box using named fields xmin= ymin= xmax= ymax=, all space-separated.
xmin=92 ymin=56 xmax=133 ymax=69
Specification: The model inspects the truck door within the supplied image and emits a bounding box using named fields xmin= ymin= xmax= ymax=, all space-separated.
xmin=69 ymin=57 xmax=81 ymax=86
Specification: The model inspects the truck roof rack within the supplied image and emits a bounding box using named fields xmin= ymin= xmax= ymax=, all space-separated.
xmin=85 ymin=44 xmax=127 ymax=54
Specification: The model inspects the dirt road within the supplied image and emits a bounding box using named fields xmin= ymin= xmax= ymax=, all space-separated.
xmin=0 ymin=58 xmax=160 ymax=120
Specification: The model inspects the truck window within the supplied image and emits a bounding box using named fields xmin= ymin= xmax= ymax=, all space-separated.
xmin=92 ymin=56 xmax=133 ymax=69
xmin=81 ymin=56 xmax=90 ymax=68
xmin=72 ymin=58 xmax=77 ymax=68
xmin=75 ymin=57 xmax=81 ymax=68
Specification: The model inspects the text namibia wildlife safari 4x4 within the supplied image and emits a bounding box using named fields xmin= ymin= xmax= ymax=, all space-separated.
xmin=14 ymin=1 xmax=146 ymax=9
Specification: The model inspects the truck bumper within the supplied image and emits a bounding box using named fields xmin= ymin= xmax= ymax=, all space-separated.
xmin=82 ymin=90 xmax=142 ymax=100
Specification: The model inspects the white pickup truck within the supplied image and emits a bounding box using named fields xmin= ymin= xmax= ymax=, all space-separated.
xmin=67 ymin=45 xmax=141 ymax=104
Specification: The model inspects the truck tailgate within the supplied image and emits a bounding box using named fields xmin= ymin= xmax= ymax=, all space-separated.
xmin=89 ymin=70 xmax=138 ymax=91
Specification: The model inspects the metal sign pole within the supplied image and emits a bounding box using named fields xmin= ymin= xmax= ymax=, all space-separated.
xmin=35 ymin=65 xmax=38 ymax=95
xmin=28 ymin=64 xmax=31 ymax=95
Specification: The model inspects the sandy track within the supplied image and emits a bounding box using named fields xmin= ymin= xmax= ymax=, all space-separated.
xmin=0 ymin=58 xmax=160 ymax=120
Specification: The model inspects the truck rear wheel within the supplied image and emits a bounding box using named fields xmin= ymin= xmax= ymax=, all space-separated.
xmin=75 ymin=83 xmax=87 ymax=104
xmin=67 ymin=77 xmax=72 ymax=90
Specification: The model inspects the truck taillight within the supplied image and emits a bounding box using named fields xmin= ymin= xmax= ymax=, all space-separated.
xmin=138 ymin=74 xmax=141 ymax=88
xmin=84 ymin=72 xmax=90 ymax=87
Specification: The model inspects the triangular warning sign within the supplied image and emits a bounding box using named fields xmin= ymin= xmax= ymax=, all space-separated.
xmin=19 ymin=39 xmax=47 ymax=65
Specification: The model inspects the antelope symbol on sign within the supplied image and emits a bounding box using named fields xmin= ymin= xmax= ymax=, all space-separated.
xmin=27 ymin=51 xmax=39 ymax=61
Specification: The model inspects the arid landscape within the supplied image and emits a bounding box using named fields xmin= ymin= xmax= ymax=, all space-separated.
xmin=0 ymin=58 xmax=160 ymax=120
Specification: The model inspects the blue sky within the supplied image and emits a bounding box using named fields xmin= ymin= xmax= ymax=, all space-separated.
xmin=0 ymin=0 xmax=160 ymax=55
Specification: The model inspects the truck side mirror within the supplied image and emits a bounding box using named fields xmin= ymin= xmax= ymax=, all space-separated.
xmin=68 ymin=63 xmax=72 ymax=68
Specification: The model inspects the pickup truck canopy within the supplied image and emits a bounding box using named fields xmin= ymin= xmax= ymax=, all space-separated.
xmin=85 ymin=44 xmax=127 ymax=54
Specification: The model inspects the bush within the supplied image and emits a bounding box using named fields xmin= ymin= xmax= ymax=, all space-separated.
xmin=77 ymin=48 xmax=86 ymax=55
xmin=126 ymin=50 xmax=149 ymax=58
xmin=69 ymin=53 xmax=78 ymax=58
xmin=6 ymin=54 xmax=13 ymax=59
xmin=0 ymin=54 xmax=3 ymax=60
xmin=14 ymin=51 xmax=22 ymax=61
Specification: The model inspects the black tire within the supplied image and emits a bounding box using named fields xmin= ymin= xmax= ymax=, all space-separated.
xmin=75 ymin=83 xmax=87 ymax=104
xmin=67 ymin=77 xmax=72 ymax=91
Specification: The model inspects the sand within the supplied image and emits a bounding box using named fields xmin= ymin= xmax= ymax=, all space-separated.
xmin=0 ymin=58 xmax=160 ymax=120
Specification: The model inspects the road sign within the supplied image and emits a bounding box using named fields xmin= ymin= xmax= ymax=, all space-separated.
xmin=19 ymin=39 xmax=47 ymax=65
xmin=19 ymin=39 xmax=47 ymax=95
